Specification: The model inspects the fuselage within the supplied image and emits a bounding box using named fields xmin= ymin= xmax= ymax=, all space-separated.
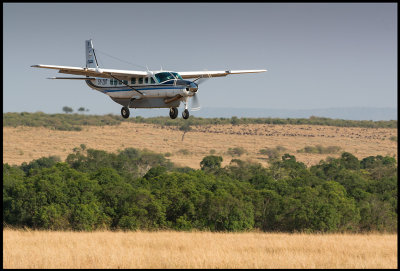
xmin=85 ymin=71 xmax=197 ymax=99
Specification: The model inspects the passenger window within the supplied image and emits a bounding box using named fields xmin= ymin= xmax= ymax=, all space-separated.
xmin=144 ymin=77 xmax=149 ymax=84
xmin=139 ymin=78 xmax=143 ymax=84
xmin=118 ymin=80 xmax=122 ymax=85
xmin=131 ymin=78 xmax=136 ymax=84
xmin=123 ymin=80 xmax=128 ymax=85
xmin=150 ymin=77 xmax=155 ymax=84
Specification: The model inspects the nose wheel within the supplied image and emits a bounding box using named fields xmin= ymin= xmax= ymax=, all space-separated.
xmin=169 ymin=107 xmax=178 ymax=119
xmin=182 ymin=109 xmax=189 ymax=119
xmin=121 ymin=106 xmax=130 ymax=119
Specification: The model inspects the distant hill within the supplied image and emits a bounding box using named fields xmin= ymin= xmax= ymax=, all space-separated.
xmin=189 ymin=107 xmax=397 ymax=121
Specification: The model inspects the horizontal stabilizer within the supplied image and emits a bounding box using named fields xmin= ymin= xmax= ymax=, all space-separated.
xmin=31 ymin=64 xmax=148 ymax=79
xmin=47 ymin=77 xmax=96 ymax=80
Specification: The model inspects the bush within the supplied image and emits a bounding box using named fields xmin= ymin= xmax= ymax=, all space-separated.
xmin=227 ymin=147 xmax=246 ymax=157
xmin=297 ymin=145 xmax=341 ymax=154
xmin=200 ymin=155 xmax=223 ymax=170
xmin=177 ymin=149 xmax=191 ymax=155
xmin=259 ymin=146 xmax=287 ymax=160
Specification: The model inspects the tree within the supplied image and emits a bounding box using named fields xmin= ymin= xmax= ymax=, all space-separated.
xmin=179 ymin=122 xmax=192 ymax=141
xmin=340 ymin=152 xmax=360 ymax=170
xmin=78 ymin=107 xmax=86 ymax=113
xmin=3 ymin=147 xmax=397 ymax=233
xmin=20 ymin=155 xmax=61 ymax=176
xmin=200 ymin=155 xmax=223 ymax=171
xmin=144 ymin=166 xmax=167 ymax=180
xmin=230 ymin=116 xmax=240 ymax=125
xmin=62 ymin=106 xmax=73 ymax=114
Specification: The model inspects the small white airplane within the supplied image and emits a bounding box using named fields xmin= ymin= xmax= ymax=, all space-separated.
xmin=32 ymin=39 xmax=267 ymax=119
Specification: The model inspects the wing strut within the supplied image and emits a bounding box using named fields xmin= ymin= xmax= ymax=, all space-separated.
xmin=109 ymin=74 xmax=144 ymax=96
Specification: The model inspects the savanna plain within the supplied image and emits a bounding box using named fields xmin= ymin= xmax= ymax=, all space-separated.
xmin=3 ymin=120 xmax=398 ymax=269
xmin=3 ymin=229 xmax=397 ymax=269
xmin=3 ymin=122 xmax=397 ymax=168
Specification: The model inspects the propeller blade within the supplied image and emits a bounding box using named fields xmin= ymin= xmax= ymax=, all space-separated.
xmin=191 ymin=93 xmax=201 ymax=111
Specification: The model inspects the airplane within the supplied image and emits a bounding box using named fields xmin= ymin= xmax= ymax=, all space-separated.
xmin=32 ymin=39 xmax=267 ymax=119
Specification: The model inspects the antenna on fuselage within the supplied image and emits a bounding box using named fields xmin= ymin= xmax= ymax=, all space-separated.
xmin=94 ymin=48 xmax=147 ymax=70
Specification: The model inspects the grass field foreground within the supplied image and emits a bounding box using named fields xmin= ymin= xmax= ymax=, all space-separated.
xmin=3 ymin=229 xmax=397 ymax=269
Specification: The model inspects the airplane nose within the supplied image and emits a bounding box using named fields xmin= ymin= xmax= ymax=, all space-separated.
xmin=187 ymin=82 xmax=198 ymax=93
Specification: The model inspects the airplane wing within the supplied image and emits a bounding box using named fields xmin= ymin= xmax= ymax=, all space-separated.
xmin=31 ymin=64 xmax=148 ymax=79
xmin=177 ymin=69 xmax=267 ymax=79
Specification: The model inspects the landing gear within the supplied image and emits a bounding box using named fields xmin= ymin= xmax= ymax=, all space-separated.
xmin=169 ymin=107 xmax=178 ymax=119
xmin=182 ymin=109 xmax=189 ymax=119
xmin=121 ymin=106 xmax=130 ymax=119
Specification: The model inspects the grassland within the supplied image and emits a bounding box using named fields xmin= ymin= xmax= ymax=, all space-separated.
xmin=3 ymin=118 xmax=397 ymax=268
xmin=3 ymin=229 xmax=397 ymax=269
xmin=3 ymin=122 xmax=397 ymax=168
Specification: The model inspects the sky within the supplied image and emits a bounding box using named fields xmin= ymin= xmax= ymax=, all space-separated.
xmin=3 ymin=3 xmax=397 ymax=116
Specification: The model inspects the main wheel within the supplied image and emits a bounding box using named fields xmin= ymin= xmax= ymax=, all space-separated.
xmin=169 ymin=107 xmax=178 ymax=119
xmin=121 ymin=106 xmax=130 ymax=119
xmin=182 ymin=109 xmax=189 ymax=119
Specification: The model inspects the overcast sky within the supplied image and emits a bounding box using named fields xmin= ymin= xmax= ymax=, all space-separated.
xmin=3 ymin=3 xmax=397 ymax=116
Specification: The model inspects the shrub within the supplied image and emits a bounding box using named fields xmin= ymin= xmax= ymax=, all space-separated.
xmin=177 ymin=149 xmax=191 ymax=155
xmin=200 ymin=155 xmax=223 ymax=170
xmin=297 ymin=145 xmax=341 ymax=154
xmin=259 ymin=146 xmax=287 ymax=160
xmin=227 ymin=147 xmax=246 ymax=157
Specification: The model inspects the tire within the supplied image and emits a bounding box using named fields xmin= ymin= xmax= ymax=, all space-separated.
xmin=121 ymin=107 xmax=130 ymax=119
xmin=169 ymin=107 xmax=178 ymax=119
xmin=182 ymin=109 xmax=189 ymax=119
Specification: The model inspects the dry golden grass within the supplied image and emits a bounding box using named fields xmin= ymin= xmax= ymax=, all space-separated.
xmin=3 ymin=229 xmax=397 ymax=269
xmin=3 ymin=122 xmax=397 ymax=168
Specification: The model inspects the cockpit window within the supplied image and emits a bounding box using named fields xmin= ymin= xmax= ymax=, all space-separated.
xmin=154 ymin=72 xmax=183 ymax=83
xmin=173 ymin=72 xmax=183 ymax=80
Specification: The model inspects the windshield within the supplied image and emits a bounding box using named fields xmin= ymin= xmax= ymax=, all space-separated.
xmin=154 ymin=72 xmax=183 ymax=83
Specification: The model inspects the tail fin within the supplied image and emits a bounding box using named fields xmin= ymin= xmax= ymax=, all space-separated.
xmin=85 ymin=39 xmax=99 ymax=68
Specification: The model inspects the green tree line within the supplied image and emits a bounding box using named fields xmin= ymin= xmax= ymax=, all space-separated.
xmin=3 ymin=146 xmax=397 ymax=232
xmin=3 ymin=112 xmax=397 ymax=131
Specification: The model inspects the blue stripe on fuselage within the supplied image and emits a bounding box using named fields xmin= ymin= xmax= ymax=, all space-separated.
xmin=104 ymin=86 xmax=183 ymax=93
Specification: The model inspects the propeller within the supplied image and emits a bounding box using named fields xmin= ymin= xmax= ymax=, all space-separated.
xmin=189 ymin=71 xmax=212 ymax=112
xmin=191 ymin=92 xmax=201 ymax=111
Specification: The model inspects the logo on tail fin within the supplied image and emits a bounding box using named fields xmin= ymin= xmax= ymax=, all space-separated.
xmin=85 ymin=39 xmax=98 ymax=69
